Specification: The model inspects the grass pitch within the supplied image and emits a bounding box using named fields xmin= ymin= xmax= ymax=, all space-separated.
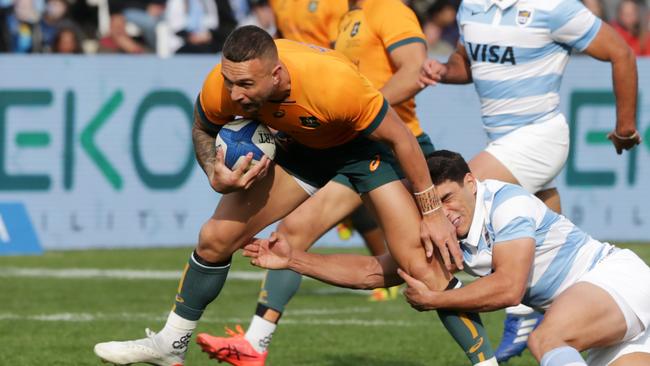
xmin=1 ymin=243 xmax=649 ymax=365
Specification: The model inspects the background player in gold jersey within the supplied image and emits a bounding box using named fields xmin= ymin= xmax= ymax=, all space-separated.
xmin=269 ymin=0 xmax=347 ymax=47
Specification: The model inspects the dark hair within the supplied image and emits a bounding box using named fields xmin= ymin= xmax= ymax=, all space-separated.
xmin=222 ymin=25 xmax=277 ymax=62
xmin=426 ymin=150 xmax=470 ymax=185
xmin=52 ymin=21 xmax=83 ymax=54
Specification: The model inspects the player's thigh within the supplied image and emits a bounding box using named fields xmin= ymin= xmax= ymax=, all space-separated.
xmin=198 ymin=164 xmax=310 ymax=260
xmin=277 ymin=179 xmax=362 ymax=251
xmin=610 ymin=352 xmax=650 ymax=366
xmin=364 ymin=180 xmax=451 ymax=290
xmin=529 ymin=282 xmax=627 ymax=358
xmin=468 ymin=150 xmax=520 ymax=184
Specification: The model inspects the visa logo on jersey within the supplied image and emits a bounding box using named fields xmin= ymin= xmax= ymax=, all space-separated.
xmin=467 ymin=43 xmax=516 ymax=65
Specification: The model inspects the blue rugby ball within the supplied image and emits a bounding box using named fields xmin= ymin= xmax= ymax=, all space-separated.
xmin=215 ymin=119 xmax=276 ymax=170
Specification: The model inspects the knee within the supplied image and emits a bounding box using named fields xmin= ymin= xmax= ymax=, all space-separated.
xmin=276 ymin=216 xmax=310 ymax=250
xmin=528 ymin=326 xmax=567 ymax=360
xmin=196 ymin=221 xmax=232 ymax=262
xmin=406 ymin=262 xmax=450 ymax=291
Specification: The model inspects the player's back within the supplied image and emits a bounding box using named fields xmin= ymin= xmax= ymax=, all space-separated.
xmin=335 ymin=0 xmax=426 ymax=136
xmin=270 ymin=0 xmax=348 ymax=47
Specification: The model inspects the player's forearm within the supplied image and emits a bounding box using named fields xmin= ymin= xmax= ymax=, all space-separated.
xmin=192 ymin=123 xmax=216 ymax=176
xmin=441 ymin=52 xmax=472 ymax=84
xmin=288 ymin=251 xmax=400 ymax=289
xmin=380 ymin=65 xmax=423 ymax=105
xmin=433 ymin=273 xmax=524 ymax=312
xmin=390 ymin=126 xmax=432 ymax=193
xmin=610 ymin=45 xmax=638 ymax=135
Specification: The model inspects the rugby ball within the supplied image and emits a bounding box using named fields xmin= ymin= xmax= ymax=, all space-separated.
xmin=215 ymin=119 xmax=276 ymax=170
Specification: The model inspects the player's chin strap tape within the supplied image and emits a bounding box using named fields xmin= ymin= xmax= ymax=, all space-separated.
xmin=445 ymin=277 xmax=461 ymax=291
xmin=195 ymin=95 xmax=223 ymax=137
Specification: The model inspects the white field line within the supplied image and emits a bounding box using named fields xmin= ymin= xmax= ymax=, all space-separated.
xmin=0 ymin=266 xmax=475 ymax=288
xmin=0 ymin=267 xmax=265 ymax=281
xmin=0 ymin=310 xmax=419 ymax=327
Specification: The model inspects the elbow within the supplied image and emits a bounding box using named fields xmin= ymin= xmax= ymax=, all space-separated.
xmin=611 ymin=43 xmax=636 ymax=67
xmin=501 ymin=284 xmax=526 ymax=308
xmin=358 ymin=260 xmax=388 ymax=290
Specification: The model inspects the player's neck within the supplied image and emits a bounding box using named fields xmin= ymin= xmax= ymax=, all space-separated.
xmin=349 ymin=0 xmax=363 ymax=10
xmin=268 ymin=61 xmax=291 ymax=102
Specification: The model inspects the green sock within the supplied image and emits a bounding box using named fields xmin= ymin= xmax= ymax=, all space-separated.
xmin=173 ymin=251 xmax=230 ymax=321
xmin=438 ymin=310 xmax=495 ymax=364
xmin=258 ymin=269 xmax=302 ymax=313
xmin=437 ymin=278 xmax=495 ymax=365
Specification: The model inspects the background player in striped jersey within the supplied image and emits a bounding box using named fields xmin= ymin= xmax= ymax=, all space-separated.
xmin=208 ymin=1 xmax=497 ymax=365
xmin=244 ymin=150 xmax=650 ymax=366
xmin=420 ymin=0 xmax=641 ymax=361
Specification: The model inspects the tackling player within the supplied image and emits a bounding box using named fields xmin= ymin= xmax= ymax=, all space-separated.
xmin=420 ymin=0 xmax=641 ymax=361
xmin=245 ymin=150 xmax=650 ymax=366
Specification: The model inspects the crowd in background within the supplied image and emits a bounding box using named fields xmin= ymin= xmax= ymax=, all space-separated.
xmin=0 ymin=0 xmax=649 ymax=56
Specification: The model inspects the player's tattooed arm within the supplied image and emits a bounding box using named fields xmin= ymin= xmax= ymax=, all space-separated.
xmin=191 ymin=104 xmax=218 ymax=176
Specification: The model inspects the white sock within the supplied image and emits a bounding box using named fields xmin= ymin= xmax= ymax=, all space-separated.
xmin=244 ymin=315 xmax=277 ymax=353
xmin=155 ymin=311 xmax=198 ymax=355
xmin=474 ymin=356 xmax=499 ymax=366
xmin=506 ymin=304 xmax=536 ymax=316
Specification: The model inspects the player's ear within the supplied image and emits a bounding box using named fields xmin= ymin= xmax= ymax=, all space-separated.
xmin=465 ymin=173 xmax=476 ymax=194
xmin=271 ymin=64 xmax=282 ymax=86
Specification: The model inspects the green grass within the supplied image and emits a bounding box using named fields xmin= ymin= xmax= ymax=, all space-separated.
xmin=1 ymin=243 xmax=649 ymax=365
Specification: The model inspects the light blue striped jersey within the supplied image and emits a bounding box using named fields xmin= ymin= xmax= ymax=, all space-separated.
xmin=457 ymin=0 xmax=602 ymax=140
xmin=461 ymin=180 xmax=615 ymax=310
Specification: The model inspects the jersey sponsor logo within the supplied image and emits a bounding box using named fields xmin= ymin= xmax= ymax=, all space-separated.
xmin=308 ymin=0 xmax=318 ymax=13
xmin=299 ymin=116 xmax=321 ymax=128
xmin=350 ymin=21 xmax=361 ymax=37
xmin=516 ymin=7 xmax=534 ymax=27
xmin=467 ymin=42 xmax=516 ymax=65
xmin=369 ymin=154 xmax=381 ymax=172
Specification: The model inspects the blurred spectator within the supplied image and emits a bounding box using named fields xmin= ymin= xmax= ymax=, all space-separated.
xmin=38 ymin=0 xmax=74 ymax=51
xmin=5 ymin=0 xmax=43 ymax=52
xmin=248 ymin=0 xmax=274 ymax=34
xmin=51 ymin=19 xmax=82 ymax=52
xmin=611 ymin=0 xmax=650 ymax=56
xmin=160 ymin=0 xmax=236 ymax=54
xmin=421 ymin=0 xmax=459 ymax=55
xmin=0 ymin=0 xmax=12 ymax=51
xmin=101 ymin=0 xmax=164 ymax=53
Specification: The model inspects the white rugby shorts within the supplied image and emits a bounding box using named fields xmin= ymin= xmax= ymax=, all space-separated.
xmin=579 ymin=249 xmax=650 ymax=365
xmin=485 ymin=113 xmax=569 ymax=194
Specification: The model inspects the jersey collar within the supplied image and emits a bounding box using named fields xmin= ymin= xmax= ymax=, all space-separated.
xmin=485 ymin=0 xmax=518 ymax=11
xmin=462 ymin=180 xmax=487 ymax=248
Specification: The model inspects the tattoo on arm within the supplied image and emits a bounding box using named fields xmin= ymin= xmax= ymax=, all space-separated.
xmin=192 ymin=112 xmax=217 ymax=176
